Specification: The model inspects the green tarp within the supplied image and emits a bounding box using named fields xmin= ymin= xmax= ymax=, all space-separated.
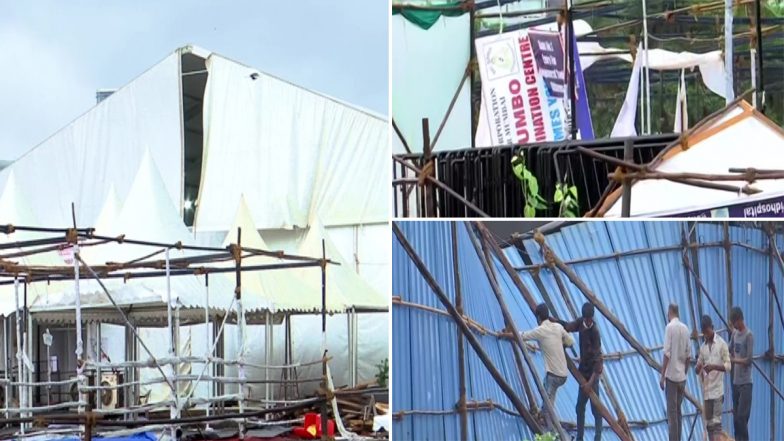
xmin=392 ymin=3 xmax=467 ymax=30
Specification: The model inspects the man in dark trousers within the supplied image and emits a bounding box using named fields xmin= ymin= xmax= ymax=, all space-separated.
xmin=552 ymin=302 xmax=603 ymax=441
xmin=729 ymin=306 xmax=753 ymax=441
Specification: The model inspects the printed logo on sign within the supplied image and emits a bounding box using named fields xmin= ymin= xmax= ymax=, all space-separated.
xmin=484 ymin=41 xmax=518 ymax=80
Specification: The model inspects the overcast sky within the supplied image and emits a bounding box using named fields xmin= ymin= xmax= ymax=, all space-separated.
xmin=0 ymin=1 xmax=388 ymax=160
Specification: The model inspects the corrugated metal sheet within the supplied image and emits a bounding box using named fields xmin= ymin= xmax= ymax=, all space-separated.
xmin=393 ymin=221 xmax=784 ymax=441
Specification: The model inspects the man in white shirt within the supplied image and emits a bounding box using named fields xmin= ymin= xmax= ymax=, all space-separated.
xmin=660 ymin=303 xmax=691 ymax=441
xmin=521 ymin=303 xmax=574 ymax=427
xmin=696 ymin=315 xmax=730 ymax=440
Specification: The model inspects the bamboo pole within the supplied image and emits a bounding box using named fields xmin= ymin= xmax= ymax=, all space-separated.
xmin=474 ymin=222 xmax=634 ymax=441
xmin=768 ymin=231 xmax=777 ymax=441
xmin=392 ymin=223 xmax=543 ymax=434
xmin=531 ymin=229 xmax=704 ymax=413
xmin=450 ymin=223 xmax=469 ymax=441
xmin=465 ymin=224 xmax=569 ymax=441
xmin=204 ymin=273 xmax=212 ymax=429
xmin=680 ymin=225 xmax=702 ymax=359
xmin=609 ymin=170 xmax=784 ymax=182
xmin=14 ymin=278 xmax=26 ymax=435
xmin=723 ymin=223 xmax=734 ymax=322
xmin=514 ymin=241 xmax=729 ymax=271
xmin=578 ymin=147 xmax=760 ymax=196
xmin=532 ymin=247 xmax=632 ymax=436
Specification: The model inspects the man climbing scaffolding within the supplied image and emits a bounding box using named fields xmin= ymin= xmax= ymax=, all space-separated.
xmin=519 ymin=303 xmax=575 ymax=429
xmin=553 ymin=302 xmax=604 ymax=441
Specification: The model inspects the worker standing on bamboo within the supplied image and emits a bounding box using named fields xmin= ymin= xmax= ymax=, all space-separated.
xmin=729 ymin=306 xmax=753 ymax=441
xmin=552 ymin=302 xmax=603 ymax=441
xmin=695 ymin=315 xmax=730 ymax=440
xmin=520 ymin=303 xmax=575 ymax=428
xmin=660 ymin=303 xmax=690 ymax=441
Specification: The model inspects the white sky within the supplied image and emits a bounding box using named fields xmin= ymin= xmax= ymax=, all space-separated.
xmin=0 ymin=0 xmax=388 ymax=159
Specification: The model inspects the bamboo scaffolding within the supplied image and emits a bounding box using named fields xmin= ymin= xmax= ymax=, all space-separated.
xmin=464 ymin=224 xmax=570 ymax=441
xmin=392 ymin=222 xmax=544 ymax=435
xmin=531 ymin=229 xmax=704 ymax=413
xmin=474 ymin=222 xmax=634 ymax=441
xmin=525 ymin=242 xmax=632 ymax=436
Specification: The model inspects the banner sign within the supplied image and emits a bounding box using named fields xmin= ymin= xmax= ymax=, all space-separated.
xmin=475 ymin=27 xmax=594 ymax=147
xmin=475 ymin=29 xmax=562 ymax=146
xmin=661 ymin=194 xmax=784 ymax=218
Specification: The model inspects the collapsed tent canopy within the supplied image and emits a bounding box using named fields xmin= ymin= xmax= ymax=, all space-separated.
xmin=603 ymin=101 xmax=784 ymax=217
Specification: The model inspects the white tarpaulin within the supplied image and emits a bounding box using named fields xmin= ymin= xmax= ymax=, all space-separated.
xmin=674 ymin=70 xmax=688 ymax=133
xmin=0 ymin=51 xmax=183 ymax=226
xmin=194 ymin=54 xmax=388 ymax=231
xmin=605 ymin=102 xmax=784 ymax=217
xmin=612 ymin=46 xmax=726 ymax=137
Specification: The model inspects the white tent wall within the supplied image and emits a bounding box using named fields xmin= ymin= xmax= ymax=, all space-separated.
xmin=193 ymin=54 xmax=388 ymax=231
xmin=134 ymin=313 xmax=389 ymax=403
xmin=0 ymin=51 xmax=183 ymax=226
xmin=323 ymin=223 xmax=390 ymax=295
xmin=138 ymin=324 xmax=212 ymax=404
xmin=392 ymin=14 xmax=471 ymax=153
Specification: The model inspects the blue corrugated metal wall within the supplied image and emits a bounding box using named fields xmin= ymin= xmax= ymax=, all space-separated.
xmin=393 ymin=221 xmax=784 ymax=441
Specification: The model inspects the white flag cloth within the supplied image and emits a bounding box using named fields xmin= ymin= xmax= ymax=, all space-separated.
xmin=674 ymin=69 xmax=689 ymax=133
xmin=611 ymin=45 xmax=643 ymax=137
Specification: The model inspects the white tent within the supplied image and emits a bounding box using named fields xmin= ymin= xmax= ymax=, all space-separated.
xmin=0 ymin=171 xmax=67 ymax=316
xmin=29 ymin=152 xmax=238 ymax=322
xmin=294 ymin=219 xmax=388 ymax=312
xmin=214 ymin=196 xmax=337 ymax=314
xmin=603 ymin=101 xmax=784 ymax=217
xmin=0 ymin=45 xmax=388 ymax=297
xmin=0 ymin=45 xmax=389 ymax=409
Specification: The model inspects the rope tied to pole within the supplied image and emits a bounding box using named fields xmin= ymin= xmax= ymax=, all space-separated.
xmin=65 ymin=228 xmax=79 ymax=245
xmin=418 ymin=160 xmax=435 ymax=187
